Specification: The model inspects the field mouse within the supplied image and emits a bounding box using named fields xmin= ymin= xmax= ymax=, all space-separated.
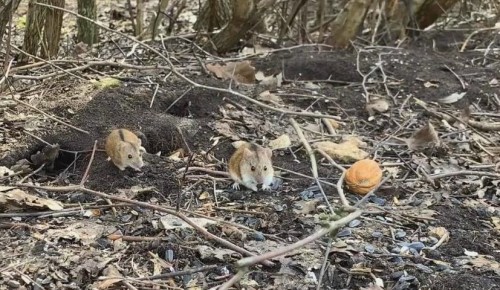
xmin=228 ymin=141 xmax=274 ymax=191
xmin=105 ymin=128 xmax=146 ymax=171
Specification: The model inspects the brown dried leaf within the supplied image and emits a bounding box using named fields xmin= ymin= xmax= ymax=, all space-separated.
xmin=1 ymin=189 xmax=64 ymax=211
xmin=258 ymin=90 xmax=283 ymax=104
xmin=366 ymin=98 xmax=389 ymax=117
xmin=206 ymin=61 xmax=256 ymax=84
xmin=213 ymin=122 xmax=239 ymax=140
xmin=314 ymin=137 xmax=369 ymax=162
xmin=406 ymin=122 xmax=441 ymax=150
xmin=469 ymin=255 xmax=500 ymax=275
xmin=269 ymin=134 xmax=291 ymax=150
xmin=221 ymin=224 xmax=246 ymax=240
xmin=293 ymin=199 xmax=320 ymax=215
xmin=428 ymin=226 xmax=450 ymax=241
xmin=97 ymin=265 xmax=123 ymax=289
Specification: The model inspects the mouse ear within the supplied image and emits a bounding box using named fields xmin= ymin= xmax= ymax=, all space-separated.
xmin=243 ymin=147 xmax=254 ymax=157
xmin=265 ymin=148 xmax=273 ymax=158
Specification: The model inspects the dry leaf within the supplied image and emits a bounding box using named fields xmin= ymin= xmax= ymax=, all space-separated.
xmin=97 ymin=265 xmax=123 ymax=289
xmin=366 ymin=98 xmax=389 ymax=118
xmin=293 ymin=199 xmax=320 ymax=215
xmin=199 ymin=191 xmax=210 ymax=200
xmin=0 ymin=166 xmax=14 ymax=177
xmin=323 ymin=118 xmax=340 ymax=129
xmin=221 ymin=224 xmax=246 ymax=240
xmin=239 ymin=45 xmax=272 ymax=57
xmin=428 ymin=226 xmax=450 ymax=241
xmin=206 ymin=61 xmax=256 ymax=84
xmin=1 ymin=189 xmax=64 ymax=211
xmin=269 ymin=134 xmax=291 ymax=150
xmin=424 ymin=81 xmax=439 ymax=88
xmin=213 ymin=122 xmax=239 ymax=140
xmin=468 ymin=255 xmax=500 ymax=275
xmin=438 ymin=92 xmax=466 ymax=104
xmin=258 ymin=90 xmax=283 ymax=104
xmin=314 ymin=137 xmax=369 ymax=163
xmin=406 ymin=122 xmax=441 ymax=150
xmin=197 ymin=245 xmax=236 ymax=261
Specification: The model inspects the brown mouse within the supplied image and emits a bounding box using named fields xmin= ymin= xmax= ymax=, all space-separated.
xmin=228 ymin=141 xmax=274 ymax=191
xmin=105 ymin=128 xmax=146 ymax=171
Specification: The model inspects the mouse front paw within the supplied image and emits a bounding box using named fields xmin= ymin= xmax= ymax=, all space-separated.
xmin=232 ymin=182 xmax=241 ymax=190
xmin=262 ymin=184 xmax=272 ymax=191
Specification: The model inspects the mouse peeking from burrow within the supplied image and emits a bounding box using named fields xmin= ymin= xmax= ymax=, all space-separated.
xmin=228 ymin=141 xmax=275 ymax=192
xmin=105 ymin=128 xmax=146 ymax=171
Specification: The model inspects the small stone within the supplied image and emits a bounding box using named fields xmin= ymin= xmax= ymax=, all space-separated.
xmin=369 ymin=196 xmax=386 ymax=206
xmin=271 ymin=177 xmax=283 ymax=190
xmin=390 ymin=271 xmax=405 ymax=280
xmin=348 ymin=219 xmax=361 ymax=228
xmin=249 ymin=231 xmax=265 ymax=241
xmin=7 ymin=280 xmax=21 ymax=288
xmin=395 ymin=230 xmax=406 ymax=238
xmin=299 ymin=185 xmax=320 ymax=200
xmin=390 ymin=256 xmax=404 ymax=264
xmin=336 ymin=228 xmax=352 ymax=237
xmin=121 ymin=214 xmax=133 ymax=222
xmin=391 ymin=246 xmax=401 ymax=254
xmin=435 ymin=264 xmax=451 ymax=271
xmin=364 ymin=244 xmax=376 ymax=253
xmin=273 ymin=204 xmax=285 ymax=212
xmin=372 ymin=231 xmax=383 ymax=238
xmin=408 ymin=242 xmax=425 ymax=252
xmin=415 ymin=263 xmax=433 ymax=273
xmin=165 ymin=249 xmax=174 ymax=262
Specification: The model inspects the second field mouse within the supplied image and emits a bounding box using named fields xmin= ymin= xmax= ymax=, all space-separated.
xmin=105 ymin=128 xmax=146 ymax=171
xmin=228 ymin=141 xmax=274 ymax=191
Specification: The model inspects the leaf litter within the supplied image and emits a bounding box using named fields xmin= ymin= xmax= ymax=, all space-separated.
xmin=1 ymin=15 xmax=500 ymax=290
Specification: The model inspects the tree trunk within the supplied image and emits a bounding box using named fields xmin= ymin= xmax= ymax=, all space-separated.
xmin=325 ymin=0 xmax=374 ymax=48
xmin=77 ymin=0 xmax=98 ymax=45
xmin=0 ymin=0 xmax=21 ymax=49
xmin=40 ymin=0 xmax=64 ymax=59
xmin=416 ymin=0 xmax=459 ymax=29
xmin=381 ymin=0 xmax=411 ymax=42
xmin=147 ymin=0 xmax=169 ymax=40
xmin=136 ymin=0 xmax=144 ymax=38
xmin=207 ymin=0 xmax=277 ymax=54
xmin=193 ymin=0 xmax=231 ymax=32
xmin=21 ymin=0 xmax=47 ymax=62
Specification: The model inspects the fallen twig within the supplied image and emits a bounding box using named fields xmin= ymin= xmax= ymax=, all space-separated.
xmin=289 ymin=117 xmax=335 ymax=213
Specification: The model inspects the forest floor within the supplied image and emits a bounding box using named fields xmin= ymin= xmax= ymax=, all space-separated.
xmin=1 ymin=4 xmax=500 ymax=290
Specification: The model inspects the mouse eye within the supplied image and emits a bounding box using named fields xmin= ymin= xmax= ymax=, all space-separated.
xmin=251 ymin=166 xmax=256 ymax=171
xmin=128 ymin=154 xmax=133 ymax=159
xmin=264 ymin=166 xmax=267 ymax=171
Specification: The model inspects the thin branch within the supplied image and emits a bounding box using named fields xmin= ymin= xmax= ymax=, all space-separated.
xmin=289 ymin=117 xmax=335 ymax=213
xmin=80 ymin=140 xmax=98 ymax=185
